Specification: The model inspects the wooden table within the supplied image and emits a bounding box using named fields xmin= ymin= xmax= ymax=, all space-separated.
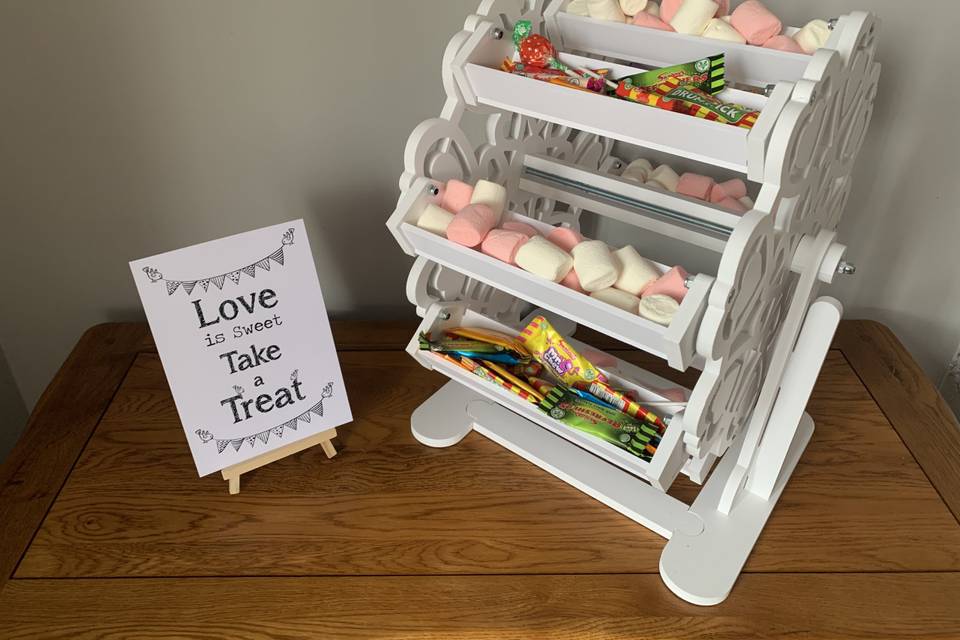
xmin=1 ymin=321 xmax=959 ymax=639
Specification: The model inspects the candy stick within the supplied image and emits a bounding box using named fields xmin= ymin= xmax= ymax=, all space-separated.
xmin=461 ymin=357 xmax=541 ymax=404
xmin=484 ymin=361 xmax=545 ymax=402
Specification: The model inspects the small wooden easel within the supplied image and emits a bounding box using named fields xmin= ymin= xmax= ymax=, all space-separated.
xmin=220 ymin=428 xmax=338 ymax=495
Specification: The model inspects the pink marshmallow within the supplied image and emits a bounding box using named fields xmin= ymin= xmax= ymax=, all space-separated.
xmin=710 ymin=178 xmax=748 ymax=203
xmin=446 ymin=204 xmax=497 ymax=248
xmin=718 ymin=196 xmax=749 ymax=213
xmin=547 ymin=227 xmax=584 ymax=253
xmin=632 ymin=11 xmax=674 ymax=31
xmin=642 ymin=266 xmax=690 ymax=303
xmin=442 ymin=179 xmax=474 ymax=214
xmin=730 ymin=0 xmax=783 ymax=46
xmin=718 ymin=178 xmax=747 ymax=200
xmin=560 ymin=268 xmax=585 ymax=293
xmin=480 ymin=229 xmax=528 ymax=264
xmin=660 ymin=0 xmax=683 ymax=22
xmin=501 ymin=221 xmax=539 ymax=237
xmin=676 ymin=173 xmax=716 ymax=201
xmin=763 ymin=34 xmax=805 ymax=53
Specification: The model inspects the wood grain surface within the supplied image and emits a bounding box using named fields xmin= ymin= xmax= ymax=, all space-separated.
xmin=836 ymin=321 xmax=960 ymax=522
xmin=1 ymin=321 xmax=959 ymax=639
xmin=2 ymin=574 xmax=959 ymax=639
xmin=0 ymin=323 xmax=149 ymax=595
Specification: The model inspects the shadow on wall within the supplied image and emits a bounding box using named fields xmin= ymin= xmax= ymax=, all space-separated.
xmin=942 ymin=350 xmax=960 ymax=421
xmin=0 ymin=344 xmax=28 ymax=461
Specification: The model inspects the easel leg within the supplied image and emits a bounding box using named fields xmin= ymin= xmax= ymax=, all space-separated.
xmin=320 ymin=439 xmax=337 ymax=458
xmin=217 ymin=428 xmax=339 ymax=495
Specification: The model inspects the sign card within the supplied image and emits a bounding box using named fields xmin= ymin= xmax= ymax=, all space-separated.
xmin=130 ymin=220 xmax=352 ymax=476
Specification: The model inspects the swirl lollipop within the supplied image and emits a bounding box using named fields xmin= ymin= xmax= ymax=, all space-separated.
xmin=513 ymin=20 xmax=616 ymax=88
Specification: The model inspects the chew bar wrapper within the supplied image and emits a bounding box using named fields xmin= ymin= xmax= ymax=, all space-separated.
xmin=539 ymin=387 xmax=658 ymax=461
xmin=620 ymin=54 xmax=725 ymax=95
xmin=654 ymin=77 xmax=759 ymax=129
xmin=518 ymin=315 xmax=607 ymax=389
xmin=614 ymin=82 xmax=678 ymax=111
xmin=589 ymin=381 xmax=668 ymax=432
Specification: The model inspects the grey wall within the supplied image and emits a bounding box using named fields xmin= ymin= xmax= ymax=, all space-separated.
xmin=1 ymin=0 xmax=958 ymax=455
xmin=0 ymin=0 xmax=478 ymax=451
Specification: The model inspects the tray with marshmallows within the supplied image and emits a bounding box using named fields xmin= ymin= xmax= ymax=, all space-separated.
xmin=388 ymin=176 xmax=715 ymax=371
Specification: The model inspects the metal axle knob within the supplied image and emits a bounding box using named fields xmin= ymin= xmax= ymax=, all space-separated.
xmin=836 ymin=261 xmax=856 ymax=275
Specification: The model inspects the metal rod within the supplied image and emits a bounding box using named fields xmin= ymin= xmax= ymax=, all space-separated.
xmin=523 ymin=165 xmax=734 ymax=238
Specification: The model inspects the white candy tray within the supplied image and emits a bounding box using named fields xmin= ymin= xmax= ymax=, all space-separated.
xmin=409 ymin=305 xmax=690 ymax=490
xmin=451 ymin=16 xmax=794 ymax=178
xmin=388 ymin=177 xmax=714 ymax=371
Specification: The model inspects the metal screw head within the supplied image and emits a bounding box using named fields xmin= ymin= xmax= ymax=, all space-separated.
xmin=764 ymin=83 xmax=776 ymax=97
xmin=427 ymin=185 xmax=440 ymax=197
xmin=827 ymin=17 xmax=839 ymax=30
xmin=613 ymin=160 xmax=622 ymax=169
xmin=683 ymin=276 xmax=695 ymax=289
xmin=492 ymin=27 xmax=504 ymax=40
xmin=836 ymin=261 xmax=856 ymax=275
xmin=439 ymin=312 xmax=451 ymax=321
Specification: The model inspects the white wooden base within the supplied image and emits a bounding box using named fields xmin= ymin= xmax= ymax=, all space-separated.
xmin=220 ymin=428 xmax=338 ymax=495
xmin=659 ymin=412 xmax=814 ymax=606
xmin=411 ymin=380 xmax=813 ymax=606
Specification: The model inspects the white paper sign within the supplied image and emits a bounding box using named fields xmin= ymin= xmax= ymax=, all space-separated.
xmin=130 ymin=220 xmax=352 ymax=476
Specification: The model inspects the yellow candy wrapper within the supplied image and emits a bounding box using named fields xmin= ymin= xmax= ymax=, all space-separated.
xmin=517 ymin=315 xmax=607 ymax=390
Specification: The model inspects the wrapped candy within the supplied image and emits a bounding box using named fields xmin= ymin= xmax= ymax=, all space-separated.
xmin=615 ymin=81 xmax=678 ymax=111
xmin=513 ymin=20 xmax=615 ymax=90
xmin=502 ymin=59 xmax=607 ymax=93
xmin=620 ymin=54 xmax=726 ymax=95
xmin=653 ymin=77 xmax=760 ymax=129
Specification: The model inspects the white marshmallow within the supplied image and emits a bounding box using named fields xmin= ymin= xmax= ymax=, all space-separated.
xmin=669 ymin=0 xmax=718 ymax=34
xmin=613 ymin=245 xmax=661 ymax=296
xmin=515 ymin=236 xmax=574 ymax=283
xmin=645 ymin=1 xmax=660 ymax=17
xmin=592 ymin=288 xmax=641 ymax=314
xmin=647 ymin=165 xmax=680 ymax=192
xmin=739 ymin=196 xmax=755 ymax=209
xmin=587 ymin=0 xmax=627 ymax=21
xmin=619 ymin=0 xmax=648 ymax=15
xmin=639 ymin=294 xmax=680 ymax=326
xmin=416 ymin=203 xmax=455 ymax=236
xmin=470 ymin=180 xmax=507 ymax=224
xmin=702 ymin=17 xmax=747 ymax=43
xmin=567 ymin=0 xmax=591 ymax=15
xmin=622 ymin=158 xmax=654 ymax=183
xmin=794 ymin=19 xmax=831 ymax=54
xmin=572 ymin=240 xmax=620 ymax=292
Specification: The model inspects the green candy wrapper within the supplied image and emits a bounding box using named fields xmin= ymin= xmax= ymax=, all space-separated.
xmin=513 ymin=19 xmax=534 ymax=49
xmin=539 ymin=387 xmax=659 ymax=461
xmin=620 ymin=54 xmax=725 ymax=96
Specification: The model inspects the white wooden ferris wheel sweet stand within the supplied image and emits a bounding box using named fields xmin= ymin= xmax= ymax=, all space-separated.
xmin=387 ymin=0 xmax=880 ymax=605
